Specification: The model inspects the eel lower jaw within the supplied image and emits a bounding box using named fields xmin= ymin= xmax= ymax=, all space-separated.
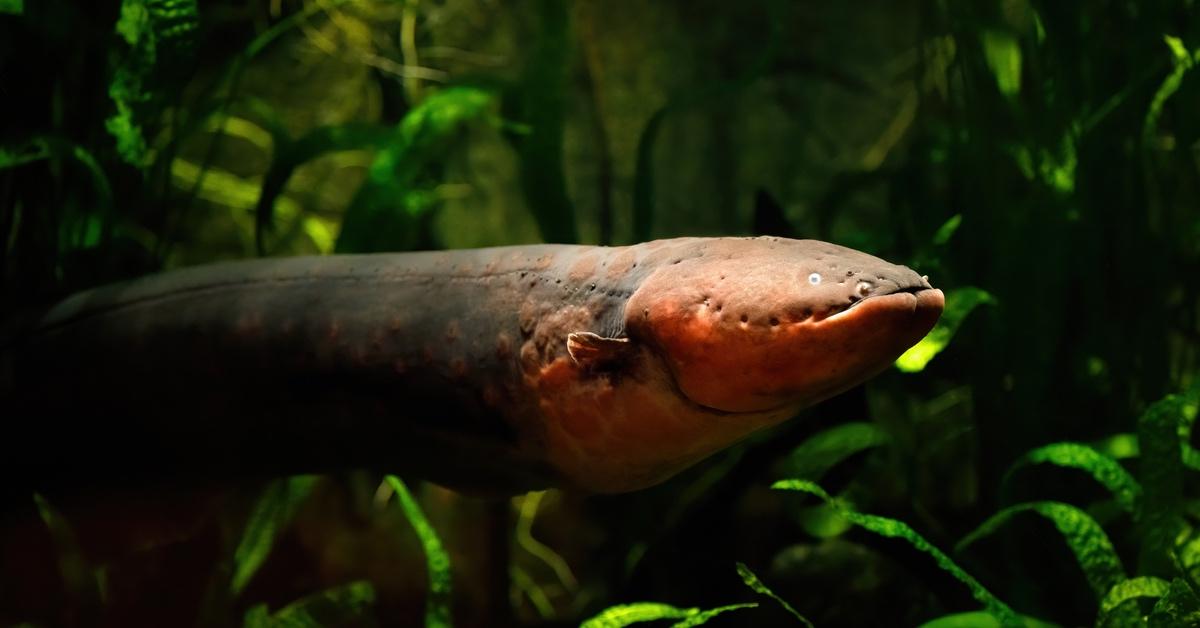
xmin=822 ymin=286 xmax=945 ymax=323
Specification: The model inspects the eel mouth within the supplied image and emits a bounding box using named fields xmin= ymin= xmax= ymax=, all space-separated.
xmin=821 ymin=285 xmax=943 ymax=323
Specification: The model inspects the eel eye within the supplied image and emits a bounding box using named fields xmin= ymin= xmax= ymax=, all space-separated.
xmin=856 ymin=281 xmax=873 ymax=297
xmin=807 ymin=272 xmax=822 ymax=285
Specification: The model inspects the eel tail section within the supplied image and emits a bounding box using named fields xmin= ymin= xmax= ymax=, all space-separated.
xmin=1 ymin=237 xmax=943 ymax=495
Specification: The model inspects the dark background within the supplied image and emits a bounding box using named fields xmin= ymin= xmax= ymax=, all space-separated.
xmin=1 ymin=1 xmax=1198 ymax=626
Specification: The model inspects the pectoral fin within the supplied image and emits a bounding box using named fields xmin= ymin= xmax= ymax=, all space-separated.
xmin=567 ymin=332 xmax=632 ymax=367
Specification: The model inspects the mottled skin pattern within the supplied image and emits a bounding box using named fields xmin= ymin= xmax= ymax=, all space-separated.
xmin=2 ymin=237 xmax=943 ymax=495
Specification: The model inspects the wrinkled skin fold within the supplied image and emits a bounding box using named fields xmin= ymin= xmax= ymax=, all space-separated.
xmin=1 ymin=237 xmax=943 ymax=495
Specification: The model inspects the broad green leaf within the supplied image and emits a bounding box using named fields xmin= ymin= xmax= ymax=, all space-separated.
xmin=981 ymin=30 xmax=1022 ymax=97
xmin=337 ymin=87 xmax=497 ymax=253
xmin=1148 ymin=578 xmax=1200 ymax=626
xmin=1002 ymin=443 xmax=1141 ymax=513
xmin=780 ymin=422 xmax=889 ymax=481
xmin=0 ymin=0 xmax=22 ymax=14
xmin=957 ymin=501 xmax=1124 ymax=599
xmin=896 ymin=287 xmax=996 ymax=372
xmin=231 ymin=475 xmax=318 ymax=595
xmin=242 ymin=580 xmax=376 ymax=627
xmin=580 ymin=602 xmax=757 ymax=628
xmin=1137 ymin=390 xmax=1196 ymax=576
xmin=385 ymin=476 xmax=452 ymax=628
xmin=773 ymin=479 xmax=1019 ymax=626
xmin=736 ymin=562 xmax=813 ymax=627
xmin=917 ymin=611 xmax=1058 ymax=628
xmin=1097 ymin=577 xmax=1170 ymax=626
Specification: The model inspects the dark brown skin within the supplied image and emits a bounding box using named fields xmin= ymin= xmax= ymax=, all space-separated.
xmin=2 ymin=237 xmax=943 ymax=495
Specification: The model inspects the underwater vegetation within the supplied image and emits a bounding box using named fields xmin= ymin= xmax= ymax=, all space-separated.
xmin=1 ymin=0 xmax=1199 ymax=626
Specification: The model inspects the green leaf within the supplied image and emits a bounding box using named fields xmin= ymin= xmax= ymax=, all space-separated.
xmin=385 ymin=476 xmax=452 ymax=628
xmin=579 ymin=602 xmax=757 ymax=628
xmin=957 ymin=501 xmax=1124 ymax=599
xmin=242 ymin=580 xmax=376 ymax=628
xmin=917 ymin=611 xmax=1058 ymax=628
xmin=932 ymin=214 xmax=963 ymax=246
xmin=107 ymin=0 xmax=200 ymax=168
xmin=1097 ymin=577 xmax=1170 ymax=626
xmin=1090 ymin=434 xmax=1139 ymax=461
xmin=981 ymin=30 xmax=1022 ymax=97
xmin=736 ymin=562 xmax=813 ymax=627
xmin=1002 ymin=443 xmax=1141 ymax=513
xmin=33 ymin=494 xmax=101 ymax=610
xmin=253 ymin=120 xmax=395 ymax=255
xmin=0 ymin=0 xmax=22 ymax=14
xmin=1148 ymin=578 xmax=1200 ymax=627
xmin=337 ymin=87 xmax=497 ymax=253
xmin=1144 ymin=36 xmax=1200 ymax=149
xmin=231 ymin=475 xmax=318 ymax=595
xmin=780 ymin=422 xmax=890 ymax=481
xmin=896 ymin=286 xmax=996 ymax=372
xmin=1137 ymin=390 xmax=1196 ymax=576
xmin=773 ymin=479 xmax=1019 ymax=626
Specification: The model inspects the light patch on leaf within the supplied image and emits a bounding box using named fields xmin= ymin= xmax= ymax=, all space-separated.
xmin=981 ymin=30 xmax=1022 ymax=97
xmin=896 ymin=287 xmax=995 ymax=372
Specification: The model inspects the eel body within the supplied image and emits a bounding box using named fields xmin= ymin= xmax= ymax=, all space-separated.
xmin=2 ymin=237 xmax=943 ymax=494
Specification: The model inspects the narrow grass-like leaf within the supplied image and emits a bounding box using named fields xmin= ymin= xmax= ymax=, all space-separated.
xmin=1097 ymin=576 xmax=1170 ymax=625
xmin=385 ymin=476 xmax=452 ymax=628
xmin=231 ymin=475 xmax=317 ymax=595
xmin=779 ymin=422 xmax=889 ymax=481
xmin=1143 ymin=37 xmax=1198 ymax=147
xmin=736 ymin=562 xmax=813 ymax=627
xmin=957 ymin=501 xmax=1124 ymax=599
xmin=33 ymin=493 xmax=101 ymax=610
xmin=896 ymin=287 xmax=995 ymax=372
xmin=1002 ymin=443 xmax=1141 ymax=513
xmin=1148 ymin=578 xmax=1200 ymax=626
xmin=670 ymin=604 xmax=759 ymax=628
xmin=579 ymin=602 xmax=757 ymax=628
xmin=773 ymin=479 xmax=1019 ymax=626
xmin=242 ymin=580 xmax=376 ymax=627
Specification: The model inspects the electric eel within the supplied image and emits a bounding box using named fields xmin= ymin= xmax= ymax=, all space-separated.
xmin=1 ymin=237 xmax=943 ymax=495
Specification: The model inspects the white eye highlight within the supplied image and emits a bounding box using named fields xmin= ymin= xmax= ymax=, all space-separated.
xmin=807 ymin=272 xmax=822 ymax=285
xmin=856 ymin=281 xmax=873 ymax=297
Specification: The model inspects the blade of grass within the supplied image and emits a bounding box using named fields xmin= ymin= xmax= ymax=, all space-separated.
xmin=735 ymin=562 xmax=813 ymax=627
xmin=773 ymin=479 xmax=1020 ymax=626
xmin=385 ymin=476 xmax=452 ymax=628
xmin=231 ymin=475 xmax=317 ymax=595
xmin=579 ymin=602 xmax=757 ymax=628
